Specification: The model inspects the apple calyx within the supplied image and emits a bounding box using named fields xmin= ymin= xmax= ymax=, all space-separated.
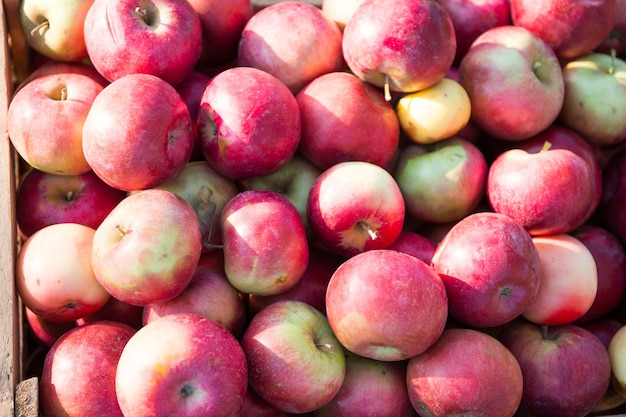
xmin=180 ymin=384 xmax=194 ymax=398
xmin=29 ymin=20 xmax=49 ymax=37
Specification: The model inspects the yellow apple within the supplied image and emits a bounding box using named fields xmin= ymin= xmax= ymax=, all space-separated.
xmin=395 ymin=77 xmax=471 ymax=145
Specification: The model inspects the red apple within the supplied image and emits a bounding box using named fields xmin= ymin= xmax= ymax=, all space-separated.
xmin=83 ymin=0 xmax=202 ymax=85
xmin=142 ymin=265 xmax=247 ymax=338
xmin=522 ymin=234 xmax=598 ymax=326
xmin=75 ymin=296 xmax=144 ymax=330
xmin=91 ymin=189 xmax=203 ymax=306
xmin=387 ymin=230 xmax=437 ymax=265
xmin=316 ymin=352 xmax=415 ymax=417
xmin=342 ymin=0 xmax=456 ymax=94
xmin=39 ymin=321 xmax=137 ymax=417
xmin=116 ymin=313 xmax=248 ymax=416
xmin=499 ymin=321 xmax=611 ymax=417
xmin=487 ymin=140 xmax=597 ymax=236
xmin=510 ymin=0 xmax=618 ymax=60
xmin=458 ymin=25 xmax=564 ymax=141
xmin=431 ymin=212 xmax=541 ymax=328
xmin=296 ymin=71 xmax=400 ymax=171
xmin=221 ymin=190 xmax=309 ymax=296
xmin=238 ymin=1 xmax=345 ymax=93
xmin=7 ymin=67 xmax=105 ymax=175
xmin=307 ymin=161 xmax=406 ymax=258
xmin=241 ymin=300 xmax=346 ymax=414
xmin=82 ymin=73 xmax=195 ymax=191
xmin=597 ymin=0 xmax=626 ymax=56
xmin=598 ymin=147 xmax=626 ymax=246
xmin=197 ymin=66 xmax=301 ymax=180
xmin=326 ymin=249 xmax=448 ymax=361
xmin=406 ymin=328 xmax=523 ymax=417
xmin=15 ymin=168 xmax=126 ymax=239
xmin=16 ymin=222 xmax=110 ymax=323
xmin=175 ymin=70 xmax=212 ymax=159
xmin=437 ymin=0 xmax=512 ymax=66
xmin=239 ymin=386 xmax=289 ymax=417
xmin=24 ymin=306 xmax=76 ymax=348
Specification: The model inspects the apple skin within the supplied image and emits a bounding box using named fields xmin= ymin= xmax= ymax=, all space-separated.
xmin=406 ymin=328 xmax=523 ymax=417
xmin=220 ymin=190 xmax=309 ymax=296
xmin=342 ymin=0 xmax=456 ymax=93
xmin=597 ymin=0 xmax=626 ymax=56
xmin=241 ymin=300 xmax=346 ymax=414
xmin=16 ymin=223 xmax=111 ymax=323
xmin=598 ymin=147 xmax=626 ymax=246
xmin=91 ymin=189 xmax=203 ymax=307
xmin=7 ymin=68 xmax=105 ymax=175
xmin=436 ymin=0 xmax=511 ymax=66
xmin=458 ymin=25 xmax=564 ymax=141
xmin=522 ymin=234 xmax=598 ymax=326
xmin=558 ymin=52 xmax=626 ymax=147
xmin=238 ymin=1 xmax=345 ymax=94
xmin=116 ymin=313 xmax=248 ymax=417
xmin=24 ymin=306 xmax=77 ymax=348
xmin=573 ymin=225 xmax=626 ymax=324
xmin=499 ymin=321 xmax=611 ymax=417
xmin=296 ymin=71 xmax=400 ymax=171
xmin=315 ymin=352 xmax=416 ymax=417
xmin=240 ymin=386 xmax=289 ymax=417
xmin=19 ymin=0 xmax=94 ymax=62
xmin=197 ymin=66 xmax=301 ymax=180
xmin=510 ymin=0 xmax=618 ymax=60
xmin=486 ymin=141 xmax=597 ymax=236
xmin=321 ymin=0 xmax=365 ymax=31
xmin=307 ymin=161 xmax=406 ymax=258
xmin=326 ymin=249 xmax=448 ymax=361
xmin=75 ymin=296 xmax=144 ymax=330
xmin=394 ymin=136 xmax=488 ymax=224
xmin=186 ymin=0 xmax=253 ymax=69
xmin=431 ymin=212 xmax=541 ymax=328
xmin=175 ymin=70 xmax=212 ymax=159
xmin=83 ymin=0 xmax=202 ymax=85
xmin=82 ymin=73 xmax=195 ymax=191
xmin=39 ymin=321 xmax=137 ymax=417
xmin=142 ymin=265 xmax=247 ymax=339
xmin=387 ymin=230 xmax=437 ymax=265
xmin=15 ymin=168 xmax=127 ymax=239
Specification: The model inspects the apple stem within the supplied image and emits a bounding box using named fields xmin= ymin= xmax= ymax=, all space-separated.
xmin=541 ymin=140 xmax=552 ymax=152
xmin=29 ymin=20 xmax=49 ymax=37
xmin=384 ymin=76 xmax=392 ymax=102
xmin=134 ymin=6 xmax=148 ymax=19
xmin=541 ymin=325 xmax=549 ymax=340
xmin=610 ymin=48 xmax=617 ymax=75
xmin=60 ymin=87 xmax=68 ymax=101
xmin=115 ymin=224 xmax=127 ymax=238
xmin=316 ymin=342 xmax=335 ymax=350
xmin=359 ymin=221 xmax=378 ymax=240
xmin=65 ymin=191 xmax=74 ymax=202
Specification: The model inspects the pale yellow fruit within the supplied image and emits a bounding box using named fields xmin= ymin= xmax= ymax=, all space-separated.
xmin=608 ymin=324 xmax=626 ymax=398
xmin=396 ymin=77 xmax=471 ymax=144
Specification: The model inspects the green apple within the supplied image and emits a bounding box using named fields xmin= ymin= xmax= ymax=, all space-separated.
xmin=559 ymin=52 xmax=626 ymax=146
xmin=393 ymin=136 xmax=487 ymax=224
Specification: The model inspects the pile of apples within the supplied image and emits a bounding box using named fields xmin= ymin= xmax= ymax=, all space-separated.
xmin=9 ymin=0 xmax=626 ymax=415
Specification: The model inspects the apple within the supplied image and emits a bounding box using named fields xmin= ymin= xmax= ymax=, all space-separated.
xmin=406 ymin=328 xmax=523 ymax=417
xmin=238 ymin=153 xmax=322 ymax=236
xmin=431 ymin=212 xmax=541 ymax=328
xmin=558 ymin=52 xmax=626 ymax=147
xmin=241 ymin=300 xmax=346 ymax=414
xmin=82 ymin=73 xmax=195 ymax=191
xmin=7 ymin=67 xmax=105 ymax=175
xmin=499 ymin=321 xmax=611 ymax=417
xmin=142 ymin=265 xmax=247 ymax=338
xmin=598 ymin=147 xmax=626 ymax=246
xmin=151 ymin=160 xmax=239 ymax=251
xmin=186 ymin=0 xmax=254 ymax=69
xmin=24 ymin=306 xmax=77 ymax=348
xmin=342 ymin=0 xmax=456 ymax=94
xmin=13 ymin=60 xmax=109 ymax=96
xmin=83 ymin=0 xmax=202 ymax=85
xmin=39 ymin=321 xmax=137 ymax=417
xmin=91 ymin=189 xmax=203 ymax=306
xmin=175 ymin=70 xmax=212 ymax=159
xmin=295 ymin=71 xmax=400 ymax=171
xmin=220 ymin=190 xmax=309 ymax=296
xmin=487 ymin=140 xmax=597 ymax=236
xmin=15 ymin=168 xmax=127 ymax=239
xmin=315 ymin=352 xmax=416 ymax=417
xmin=387 ymin=230 xmax=437 ymax=265
xmin=395 ymin=77 xmax=472 ymax=145
xmin=607 ymin=322 xmax=626 ymax=399
xmin=116 ymin=313 xmax=248 ymax=416
xmin=19 ymin=0 xmax=93 ymax=61
xmin=75 ymin=296 xmax=144 ymax=330
xmin=522 ymin=234 xmax=598 ymax=326
xmin=240 ymin=386 xmax=289 ymax=417
xmin=320 ymin=0 xmax=365 ymax=31
xmin=197 ymin=66 xmax=301 ymax=180
xmin=238 ymin=1 xmax=345 ymax=93
xmin=326 ymin=249 xmax=448 ymax=361
xmin=597 ymin=0 xmax=626 ymax=56
xmin=307 ymin=161 xmax=406 ymax=257
xmin=510 ymin=0 xmax=618 ymax=60
xmin=436 ymin=0 xmax=511 ymax=66
xmin=394 ymin=136 xmax=488 ymax=224
xmin=572 ymin=225 xmax=626 ymax=324
xmin=458 ymin=25 xmax=564 ymax=141
xmin=247 ymin=247 xmax=345 ymax=317
xmin=16 ymin=222 xmax=110 ymax=323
